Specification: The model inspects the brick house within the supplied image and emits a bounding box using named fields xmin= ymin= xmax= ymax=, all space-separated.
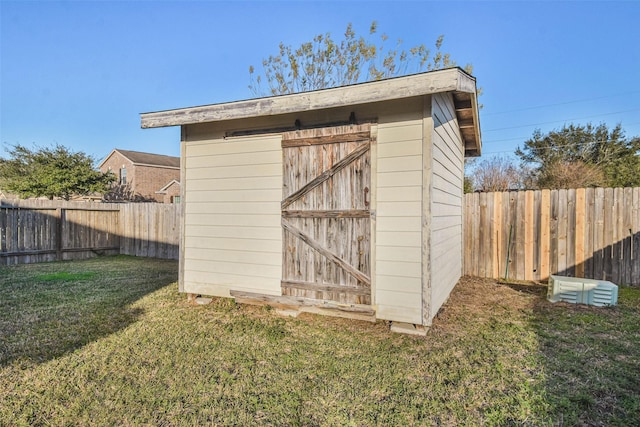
xmin=155 ymin=179 xmax=181 ymax=204
xmin=99 ymin=149 xmax=180 ymax=203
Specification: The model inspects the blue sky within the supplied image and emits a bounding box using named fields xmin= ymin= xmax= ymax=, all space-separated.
xmin=2 ymin=0 xmax=639 ymax=164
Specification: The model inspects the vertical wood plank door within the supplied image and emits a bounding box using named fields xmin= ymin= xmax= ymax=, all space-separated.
xmin=281 ymin=124 xmax=372 ymax=305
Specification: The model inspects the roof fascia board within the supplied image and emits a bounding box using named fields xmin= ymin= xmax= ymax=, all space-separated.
xmin=141 ymin=68 xmax=476 ymax=129
xmin=470 ymin=92 xmax=482 ymax=156
xmin=456 ymin=72 xmax=477 ymax=95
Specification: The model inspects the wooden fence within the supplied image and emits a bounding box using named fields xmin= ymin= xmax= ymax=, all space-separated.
xmin=4 ymin=189 xmax=639 ymax=285
xmin=0 ymin=200 xmax=180 ymax=266
xmin=464 ymin=187 xmax=640 ymax=285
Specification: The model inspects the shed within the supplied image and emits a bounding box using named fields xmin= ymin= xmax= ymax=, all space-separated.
xmin=141 ymin=67 xmax=482 ymax=332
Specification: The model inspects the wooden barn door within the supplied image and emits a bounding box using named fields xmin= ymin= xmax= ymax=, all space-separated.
xmin=281 ymin=124 xmax=372 ymax=305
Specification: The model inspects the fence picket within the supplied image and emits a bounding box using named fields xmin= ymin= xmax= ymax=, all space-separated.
xmin=575 ymin=189 xmax=586 ymax=278
xmin=603 ymin=188 xmax=615 ymax=281
xmin=632 ymin=188 xmax=640 ymax=284
xmin=539 ymin=190 xmax=550 ymax=280
xmin=566 ymin=189 xmax=576 ymax=277
xmin=524 ymin=190 xmax=534 ymax=281
xmin=493 ymin=192 xmax=502 ymax=279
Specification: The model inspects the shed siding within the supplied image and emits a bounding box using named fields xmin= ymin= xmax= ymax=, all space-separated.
xmin=430 ymin=93 xmax=464 ymax=318
xmin=182 ymin=134 xmax=283 ymax=297
xmin=374 ymin=115 xmax=424 ymax=324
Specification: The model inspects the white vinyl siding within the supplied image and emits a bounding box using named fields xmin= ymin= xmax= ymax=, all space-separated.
xmin=374 ymin=113 xmax=424 ymax=324
xmin=182 ymin=134 xmax=283 ymax=297
xmin=429 ymin=92 xmax=464 ymax=318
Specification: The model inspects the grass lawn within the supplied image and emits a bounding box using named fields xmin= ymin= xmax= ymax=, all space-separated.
xmin=1 ymin=256 xmax=638 ymax=426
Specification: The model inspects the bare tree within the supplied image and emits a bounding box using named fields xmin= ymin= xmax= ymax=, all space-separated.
xmin=249 ymin=21 xmax=472 ymax=96
xmin=102 ymin=183 xmax=157 ymax=203
xmin=470 ymin=156 xmax=523 ymax=192
xmin=535 ymin=160 xmax=605 ymax=189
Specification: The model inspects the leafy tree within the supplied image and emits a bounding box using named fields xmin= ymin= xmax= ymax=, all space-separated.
xmin=463 ymin=176 xmax=474 ymax=194
xmin=249 ymin=21 xmax=472 ymax=96
xmin=463 ymin=158 xmax=476 ymax=193
xmin=602 ymin=135 xmax=640 ymax=187
xmin=0 ymin=144 xmax=116 ymax=200
xmin=516 ymin=123 xmax=640 ymax=189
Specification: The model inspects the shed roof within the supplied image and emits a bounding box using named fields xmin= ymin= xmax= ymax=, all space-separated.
xmin=99 ymin=149 xmax=180 ymax=169
xmin=141 ymin=67 xmax=481 ymax=156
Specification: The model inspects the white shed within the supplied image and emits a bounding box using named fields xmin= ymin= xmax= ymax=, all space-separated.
xmin=141 ymin=68 xmax=481 ymax=333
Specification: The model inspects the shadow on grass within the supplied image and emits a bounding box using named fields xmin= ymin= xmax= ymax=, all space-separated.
xmin=503 ymin=280 xmax=640 ymax=425
xmin=0 ymin=255 xmax=178 ymax=367
xmin=443 ymin=277 xmax=640 ymax=425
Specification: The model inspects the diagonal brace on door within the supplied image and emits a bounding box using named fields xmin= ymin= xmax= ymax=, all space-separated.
xmin=281 ymin=218 xmax=371 ymax=286
xmin=281 ymin=142 xmax=370 ymax=210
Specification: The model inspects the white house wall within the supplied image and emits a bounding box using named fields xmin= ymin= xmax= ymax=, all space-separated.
xmin=429 ymin=92 xmax=464 ymax=321
xmin=182 ymin=132 xmax=283 ymax=297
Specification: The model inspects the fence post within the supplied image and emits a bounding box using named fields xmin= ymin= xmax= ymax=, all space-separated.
xmin=54 ymin=208 xmax=63 ymax=261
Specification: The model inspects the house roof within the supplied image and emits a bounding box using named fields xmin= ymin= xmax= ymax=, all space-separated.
xmin=140 ymin=67 xmax=482 ymax=156
xmin=99 ymin=149 xmax=180 ymax=169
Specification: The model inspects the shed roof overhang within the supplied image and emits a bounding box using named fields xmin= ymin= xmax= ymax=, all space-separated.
xmin=141 ymin=67 xmax=482 ymax=156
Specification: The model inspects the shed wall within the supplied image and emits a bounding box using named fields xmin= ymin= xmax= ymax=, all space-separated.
xmin=429 ymin=92 xmax=464 ymax=320
xmin=182 ymin=133 xmax=283 ymax=297
xmin=374 ymin=105 xmax=425 ymax=324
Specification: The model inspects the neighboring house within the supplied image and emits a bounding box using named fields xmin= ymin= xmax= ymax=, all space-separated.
xmin=98 ymin=149 xmax=180 ymax=203
xmin=141 ymin=68 xmax=482 ymax=334
xmin=155 ymin=179 xmax=181 ymax=204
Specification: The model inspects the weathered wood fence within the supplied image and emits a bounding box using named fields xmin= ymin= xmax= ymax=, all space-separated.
xmin=0 ymin=200 xmax=180 ymax=266
xmin=464 ymin=187 xmax=640 ymax=285
xmin=4 ymin=188 xmax=639 ymax=285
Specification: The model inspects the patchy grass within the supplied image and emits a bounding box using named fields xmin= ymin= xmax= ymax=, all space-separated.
xmin=0 ymin=255 xmax=177 ymax=366
xmin=532 ymin=286 xmax=640 ymax=425
xmin=1 ymin=257 xmax=638 ymax=426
